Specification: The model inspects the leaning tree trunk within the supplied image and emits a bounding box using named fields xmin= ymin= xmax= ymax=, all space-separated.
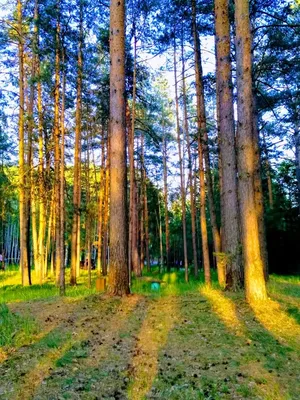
xmin=107 ymin=0 xmax=130 ymax=296
xmin=215 ymin=0 xmax=242 ymax=290
xmin=235 ymin=0 xmax=267 ymax=302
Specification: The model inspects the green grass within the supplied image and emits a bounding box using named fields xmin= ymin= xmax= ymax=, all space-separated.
xmin=0 ymin=268 xmax=299 ymax=399
xmin=0 ymin=303 xmax=39 ymax=347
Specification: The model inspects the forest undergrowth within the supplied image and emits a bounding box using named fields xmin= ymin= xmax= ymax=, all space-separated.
xmin=0 ymin=270 xmax=299 ymax=400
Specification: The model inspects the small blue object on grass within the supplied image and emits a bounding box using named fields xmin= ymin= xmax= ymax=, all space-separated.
xmin=151 ymin=282 xmax=161 ymax=291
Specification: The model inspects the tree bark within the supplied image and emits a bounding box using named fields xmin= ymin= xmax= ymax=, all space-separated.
xmin=107 ymin=0 xmax=130 ymax=296
xmin=174 ymin=39 xmax=189 ymax=283
xmin=191 ymin=0 xmax=210 ymax=284
xmin=18 ymin=0 xmax=31 ymax=286
xmin=215 ymin=0 xmax=242 ymax=289
xmin=181 ymin=39 xmax=198 ymax=278
xmin=235 ymin=0 xmax=267 ymax=302
xmin=70 ymin=0 xmax=83 ymax=285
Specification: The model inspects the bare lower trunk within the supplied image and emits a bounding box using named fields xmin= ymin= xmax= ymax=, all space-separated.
xmin=107 ymin=0 xmax=129 ymax=296
xmin=215 ymin=0 xmax=242 ymax=289
xmin=235 ymin=0 xmax=267 ymax=302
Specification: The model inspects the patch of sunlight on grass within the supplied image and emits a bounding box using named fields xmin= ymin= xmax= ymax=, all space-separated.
xmin=128 ymin=297 xmax=178 ymax=400
xmin=251 ymin=299 xmax=300 ymax=350
xmin=200 ymin=286 xmax=245 ymax=336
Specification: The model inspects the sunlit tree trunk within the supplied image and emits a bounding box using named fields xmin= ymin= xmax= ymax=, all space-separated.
xmin=70 ymin=0 xmax=83 ymax=285
xmin=235 ymin=0 xmax=267 ymax=302
xmin=174 ymin=39 xmax=189 ymax=283
xmin=107 ymin=0 xmax=130 ymax=296
xmin=54 ymin=1 xmax=61 ymax=286
xmin=59 ymin=47 xmax=66 ymax=296
xmin=181 ymin=39 xmax=198 ymax=278
xmin=36 ymin=0 xmax=46 ymax=284
xmin=215 ymin=0 xmax=242 ymax=289
xmin=192 ymin=0 xmax=210 ymax=284
xmin=18 ymin=0 xmax=31 ymax=286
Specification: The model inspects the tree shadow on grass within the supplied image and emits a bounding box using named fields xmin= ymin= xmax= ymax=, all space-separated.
xmin=30 ymin=294 xmax=150 ymax=400
xmin=0 ymin=294 xmax=149 ymax=399
xmin=142 ymin=288 xmax=300 ymax=400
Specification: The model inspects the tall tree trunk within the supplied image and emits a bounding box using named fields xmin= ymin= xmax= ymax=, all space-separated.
xmin=70 ymin=1 xmax=83 ymax=285
xmin=18 ymin=0 xmax=31 ymax=286
xmin=140 ymin=133 xmax=145 ymax=273
xmin=59 ymin=47 xmax=66 ymax=296
xmin=128 ymin=33 xmax=141 ymax=277
xmin=162 ymin=129 xmax=170 ymax=272
xmin=181 ymin=39 xmax=198 ymax=278
xmin=97 ymin=127 xmax=105 ymax=275
xmin=54 ymin=1 xmax=61 ymax=286
xmin=235 ymin=0 xmax=267 ymax=302
xmin=215 ymin=0 xmax=242 ymax=289
xmin=192 ymin=0 xmax=210 ymax=284
xmin=144 ymin=173 xmax=150 ymax=273
xmin=295 ymin=120 xmax=300 ymax=215
xmin=36 ymin=0 xmax=46 ymax=284
xmin=102 ymin=137 xmax=109 ymax=276
xmin=108 ymin=0 xmax=130 ymax=296
xmin=174 ymin=39 xmax=189 ymax=283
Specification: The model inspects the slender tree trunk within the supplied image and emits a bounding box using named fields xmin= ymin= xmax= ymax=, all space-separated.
xmin=253 ymin=93 xmax=269 ymax=281
xmin=215 ymin=0 xmax=242 ymax=289
xmin=70 ymin=1 xmax=83 ymax=285
xmin=128 ymin=33 xmax=141 ymax=277
xmin=18 ymin=0 xmax=31 ymax=286
xmin=59 ymin=48 xmax=66 ymax=296
xmin=144 ymin=172 xmax=150 ymax=272
xmin=263 ymin=132 xmax=274 ymax=209
xmin=162 ymin=130 xmax=170 ymax=272
xmin=140 ymin=133 xmax=145 ymax=273
xmin=36 ymin=0 xmax=46 ymax=284
xmin=181 ymin=39 xmax=198 ymax=278
xmin=102 ymin=137 xmax=109 ymax=276
xmin=54 ymin=2 xmax=61 ymax=286
xmin=107 ymin=0 xmax=129 ymax=296
xmin=97 ymin=127 xmax=105 ymax=275
xmin=235 ymin=0 xmax=267 ymax=302
xmin=174 ymin=39 xmax=189 ymax=282
xmin=192 ymin=0 xmax=210 ymax=284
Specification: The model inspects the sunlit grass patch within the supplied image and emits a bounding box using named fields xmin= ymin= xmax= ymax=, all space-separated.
xmin=200 ymin=286 xmax=245 ymax=336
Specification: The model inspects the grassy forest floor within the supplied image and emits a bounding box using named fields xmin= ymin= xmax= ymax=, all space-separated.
xmin=0 ymin=269 xmax=299 ymax=400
